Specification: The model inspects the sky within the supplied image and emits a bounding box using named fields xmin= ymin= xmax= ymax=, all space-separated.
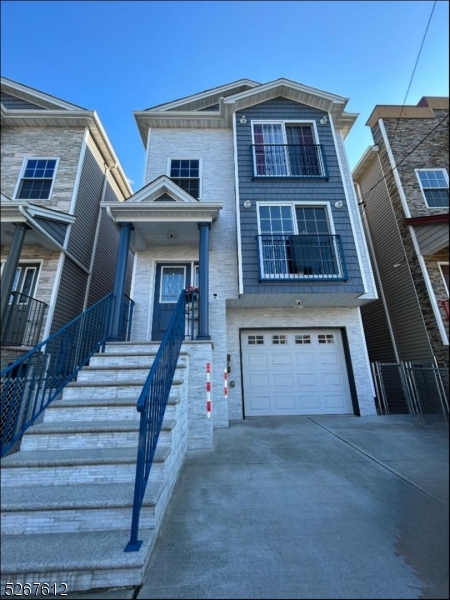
xmin=1 ymin=0 xmax=449 ymax=192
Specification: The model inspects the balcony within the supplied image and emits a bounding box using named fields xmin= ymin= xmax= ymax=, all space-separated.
xmin=1 ymin=292 xmax=48 ymax=347
xmin=257 ymin=234 xmax=347 ymax=281
xmin=251 ymin=144 xmax=328 ymax=179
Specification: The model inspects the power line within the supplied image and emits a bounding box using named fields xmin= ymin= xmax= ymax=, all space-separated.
xmin=388 ymin=0 xmax=437 ymax=149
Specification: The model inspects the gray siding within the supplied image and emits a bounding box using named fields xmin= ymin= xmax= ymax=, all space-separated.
xmin=1 ymin=92 xmax=47 ymax=110
xmin=415 ymin=224 xmax=449 ymax=256
xmin=51 ymin=259 xmax=88 ymax=333
xmin=66 ymin=146 xmax=103 ymax=270
xmin=358 ymin=156 xmax=433 ymax=362
xmin=33 ymin=217 xmax=67 ymax=246
xmin=236 ymin=98 xmax=364 ymax=295
xmin=87 ymin=205 xmax=133 ymax=306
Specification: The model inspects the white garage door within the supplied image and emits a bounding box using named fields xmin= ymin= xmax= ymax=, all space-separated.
xmin=242 ymin=329 xmax=353 ymax=416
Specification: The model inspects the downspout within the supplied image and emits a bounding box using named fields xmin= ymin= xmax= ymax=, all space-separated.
xmin=83 ymin=163 xmax=116 ymax=310
xmin=355 ymin=181 xmax=400 ymax=362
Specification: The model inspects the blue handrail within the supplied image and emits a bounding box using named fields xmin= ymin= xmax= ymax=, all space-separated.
xmin=0 ymin=293 xmax=127 ymax=458
xmin=125 ymin=290 xmax=186 ymax=552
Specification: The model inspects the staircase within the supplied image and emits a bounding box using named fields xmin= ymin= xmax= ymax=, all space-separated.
xmin=0 ymin=342 xmax=189 ymax=592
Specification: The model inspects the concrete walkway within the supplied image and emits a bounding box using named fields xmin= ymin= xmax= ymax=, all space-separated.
xmin=138 ymin=415 xmax=449 ymax=599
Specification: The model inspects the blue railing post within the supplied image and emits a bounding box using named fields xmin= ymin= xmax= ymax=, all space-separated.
xmin=0 ymin=223 xmax=29 ymax=328
xmin=197 ymin=223 xmax=211 ymax=340
xmin=110 ymin=223 xmax=134 ymax=340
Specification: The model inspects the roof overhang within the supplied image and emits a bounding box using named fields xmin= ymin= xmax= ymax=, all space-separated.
xmin=352 ymin=145 xmax=380 ymax=182
xmin=1 ymin=76 xmax=85 ymax=110
xmin=1 ymin=199 xmax=76 ymax=251
xmin=1 ymin=106 xmax=132 ymax=199
xmin=404 ymin=214 xmax=449 ymax=226
xmin=104 ymin=201 xmax=222 ymax=223
xmin=134 ymin=78 xmax=359 ymax=143
xmin=366 ymin=98 xmax=449 ymax=128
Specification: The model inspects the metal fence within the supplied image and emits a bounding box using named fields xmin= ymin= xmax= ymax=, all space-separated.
xmin=371 ymin=361 xmax=449 ymax=429
xmin=1 ymin=292 xmax=48 ymax=347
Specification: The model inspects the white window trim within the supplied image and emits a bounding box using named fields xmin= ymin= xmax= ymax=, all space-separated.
xmin=414 ymin=168 xmax=449 ymax=208
xmin=13 ymin=157 xmax=60 ymax=201
xmin=250 ymin=120 xmax=320 ymax=145
xmin=1 ymin=259 xmax=43 ymax=299
xmin=167 ymin=157 xmax=203 ymax=200
xmin=438 ymin=261 xmax=449 ymax=295
xmin=255 ymin=201 xmax=342 ymax=279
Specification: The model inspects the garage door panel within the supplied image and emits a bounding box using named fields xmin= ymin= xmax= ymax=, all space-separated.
xmin=242 ymin=329 xmax=353 ymax=417
xmin=273 ymin=373 xmax=295 ymax=387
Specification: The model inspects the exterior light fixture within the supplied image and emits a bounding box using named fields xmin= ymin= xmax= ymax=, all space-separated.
xmin=243 ymin=200 xmax=252 ymax=209
xmin=320 ymin=116 xmax=328 ymax=125
xmin=240 ymin=116 xmax=247 ymax=124
xmin=334 ymin=201 xmax=344 ymax=208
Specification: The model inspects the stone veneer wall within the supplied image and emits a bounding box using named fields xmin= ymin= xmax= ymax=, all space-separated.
xmin=372 ymin=117 xmax=449 ymax=366
xmin=1 ymin=127 xmax=84 ymax=213
xmin=226 ymin=306 xmax=376 ymax=419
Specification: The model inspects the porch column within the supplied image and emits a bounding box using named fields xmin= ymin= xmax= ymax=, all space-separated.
xmin=1 ymin=223 xmax=29 ymax=328
xmin=197 ymin=222 xmax=211 ymax=340
xmin=109 ymin=222 xmax=134 ymax=341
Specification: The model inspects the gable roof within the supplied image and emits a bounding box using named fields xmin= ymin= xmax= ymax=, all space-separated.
xmin=134 ymin=77 xmax=358 ymax=142
xmin=124 ymin=175 xmax=200 ymax=204
xmin=1 ymin=77 xmax=133 ymax=198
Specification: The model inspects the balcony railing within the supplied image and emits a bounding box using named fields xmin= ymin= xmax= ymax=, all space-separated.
xmin=257 ymin=234 xmax=347 ymax=281
xmin=1 ymin=292 xmax=48 ymax=347
xmin=442 ymin=300 xmax=449 ymax=320
xmin=251 ymin=144 xmax=328 ymax=178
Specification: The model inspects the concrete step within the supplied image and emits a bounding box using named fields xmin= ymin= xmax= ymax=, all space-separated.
xmin=43 ymin=393 xmax=180 ymax=422
xmin=62 ymin=378 xmax=184 ymax=400
xmin=103 ymin=342 xmax=166 ymax=354
xmin=89 ymin=351 xmax=188 ymax=368
xmin=20 ymin=419 xmax=176 ymax=451
xmin=76 ymin=363 xmax=186 ymax=384
xmin=0 ymin=528 xmax=156 ymax=590
xmin=0 ymin=445 xmax=171 ymax=487
xmin=1 ymin=480 xmax=164 ymax=534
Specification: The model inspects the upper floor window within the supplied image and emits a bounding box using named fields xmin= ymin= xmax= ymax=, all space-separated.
xmin=257 ymin=203 xmax=346 ymax=280
xmin=15 ymin=158 xmax=58 ymax=200
xmin=169 ymin=159 xmax=201 ymax=199
xmin=251 ymin=122 xmax=327 ymax=178
xmin=416 ymin=169 xmax=449 ymax=208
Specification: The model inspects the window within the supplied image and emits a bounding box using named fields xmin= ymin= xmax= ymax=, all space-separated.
xmin=295 ymin=334 xmax=311 ymax=344
xmin=160 ymin=266 xmax=186 ymax=303
xmin=248 ymin=335 xmax=264 ymax=345
xmin=15 ymin=159 xmax=58 ymax=200
xmin=416 ymin=169 xmax=449 ymax=208
xmin=258 ymin=203 xmax=342 ymax=279
xmin=169 ymin=159 xmax=200 ymax=199
xmin=272 ymin=335 xmax=287 ymax=345
xmin=318 ymin=334 xmax=334 ymax=344
xmin=252 ymin=122 xmax=324 ymax=178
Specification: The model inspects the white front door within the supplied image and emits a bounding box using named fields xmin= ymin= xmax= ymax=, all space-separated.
xmin=242 ymin=329 xmax=353 ymax=416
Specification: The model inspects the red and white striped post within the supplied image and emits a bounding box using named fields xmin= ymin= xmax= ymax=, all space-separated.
xmin=224 ymin=368 xmax=228 ymax=398
xmin=206 ymin=362 xmax=211 ymax=418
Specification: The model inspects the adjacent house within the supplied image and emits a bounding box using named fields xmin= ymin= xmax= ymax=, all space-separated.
xmin=105 ymin=78 xmax=378 ymax=427
xmin=353 ymin=97 xmax=449 ymax=368
xmin=0 ymin=77 xmax=134 ymax=370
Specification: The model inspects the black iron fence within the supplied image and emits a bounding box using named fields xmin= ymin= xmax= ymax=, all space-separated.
xmin=371 ymin=361 xmax=449 ymax=429
xmin=251 ymin=144 xmax=328 ymax=178
xmin=1 ymin=292 xmax=48 ymax=347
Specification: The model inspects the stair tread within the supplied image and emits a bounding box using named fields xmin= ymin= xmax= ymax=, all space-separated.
xmin=22 ymin=418 xmax=176 ymax=435
xmin=49 ymin=395 xmax=180 ymax=408
xmin=66 ymin=378 xmax=184 ymax=388
xmin=1 ymin=480 xmax=164 ymax=511
xmin=0 ymin=528 xmax=155 ymax=572
xmin=1 ymin=445 xmax=170 ymax=468
xmin=81 ymin=363 xmax=186 ymax=372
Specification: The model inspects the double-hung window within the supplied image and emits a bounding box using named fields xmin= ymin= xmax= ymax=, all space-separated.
xmin=252 ymin=122 xmax=325 ymax=178
xmin=416 ymin=169 xmax=449 ymax=208
xmin=258 ymin=204 xmax=345 ymax=280
xmin=15 ymin=158 xmax=58 ymax=200
xmin=169 ymin=159 xmax=201 ymax=199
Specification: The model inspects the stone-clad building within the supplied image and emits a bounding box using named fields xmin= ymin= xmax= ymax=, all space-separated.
xmin=353 ymin=97 xmax=449 ymax=367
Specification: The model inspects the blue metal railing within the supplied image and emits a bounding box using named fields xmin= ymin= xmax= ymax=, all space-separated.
xmin=120 ymin=294 xmax=135 ymax=342
xmin=1 ymin=292 xmax=48 ymax=347
xmin=185 ymin=287 xmax=199 ymax=340
xmin=257 ymin=234 xmax=347 ymax=281
xmin=0 ymin=292 xmax=133 ymax=458
xmin=251 ymin=144 xmax=329 ymax=178
xmin=125 ymin=290 xmax=186 ymax=552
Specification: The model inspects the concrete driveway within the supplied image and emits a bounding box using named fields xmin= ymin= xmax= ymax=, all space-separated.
xmin=138 ymin=415 xmax=449 ymax=599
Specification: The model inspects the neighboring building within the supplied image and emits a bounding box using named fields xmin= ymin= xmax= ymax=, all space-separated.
xmin=0 ymin=77 xmax=134 ymax=369
xmin=353 ymin=97 xmax=449 ymax=368
xmin=105 ymin=78 xmax=378 ymax=429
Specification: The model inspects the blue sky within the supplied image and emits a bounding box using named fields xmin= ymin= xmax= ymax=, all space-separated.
xmin=1 ymin=0 xmax=449 ymax=192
